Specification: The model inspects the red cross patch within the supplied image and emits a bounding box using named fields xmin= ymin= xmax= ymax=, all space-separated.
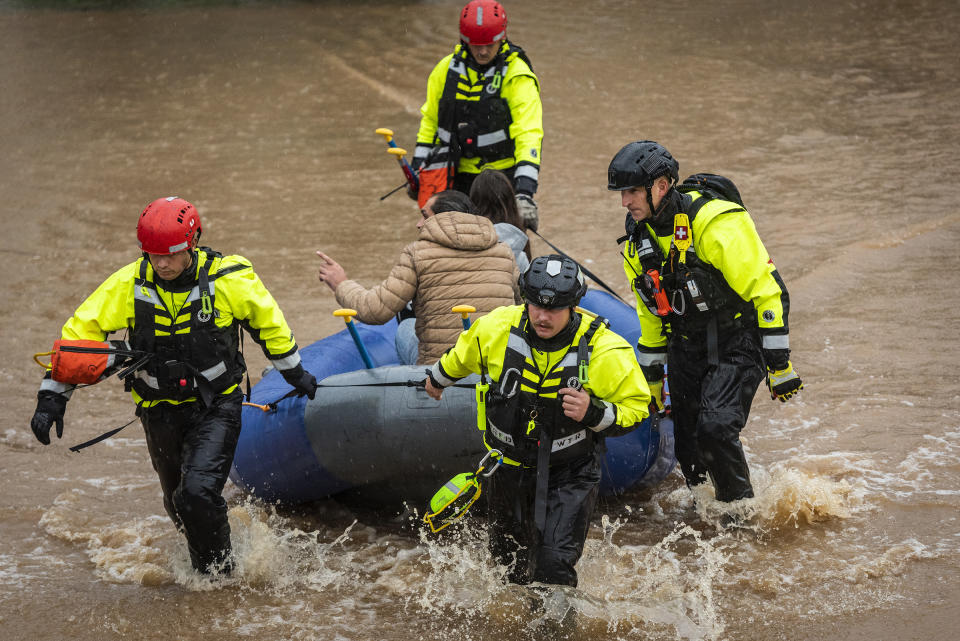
xmin=675 ymin=226 xmax=689 ymax=241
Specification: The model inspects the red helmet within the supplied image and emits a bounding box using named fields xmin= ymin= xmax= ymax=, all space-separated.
xmin=137 ymin=196 xmax=202 ymax=255
xmin=459 ymin=0 xmax=507 ymax=46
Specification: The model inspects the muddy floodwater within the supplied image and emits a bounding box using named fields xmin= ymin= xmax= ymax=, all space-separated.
xmin=2 ymin=1 xmax=959 ymax=640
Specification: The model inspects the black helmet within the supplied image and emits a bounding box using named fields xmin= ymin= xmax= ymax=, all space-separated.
xmin=607 ymin=140 xmax=679 ymax=191
xmin=519 ymin=255 xmax=587 ymax=309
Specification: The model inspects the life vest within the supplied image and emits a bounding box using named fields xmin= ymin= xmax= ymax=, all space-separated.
xmin=623 ymin=193 xmax=754 ymax=332
xmin=482 ymin=310 xmax=606 ymax=467
xmin=128 ymin=249 xmax=247 ymax=404
xmin=420 ymin=41 xmax=532 ymax=204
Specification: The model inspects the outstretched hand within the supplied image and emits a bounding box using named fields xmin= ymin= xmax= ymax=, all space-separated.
xmin=316 ymin=251 xmax=347 ymax=292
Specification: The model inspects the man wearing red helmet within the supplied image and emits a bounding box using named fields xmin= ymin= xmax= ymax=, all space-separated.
xmin=29 ymin=196 xmax=316 ymax=575
xmin=411 ymin=0 xmax=544 ymax=231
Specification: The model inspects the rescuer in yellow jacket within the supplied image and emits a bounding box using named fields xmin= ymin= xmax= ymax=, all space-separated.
xmin=29 ymin=196 xmax=316 ymax=575
xmin=608 ymin=141 xmax=803 ymax=505
xmin=425 ymin=255 xmax=650 ymax=586
xmin=411 ymin=0 xmax=544 ymax=231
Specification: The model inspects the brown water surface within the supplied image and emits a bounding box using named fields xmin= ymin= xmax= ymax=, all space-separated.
xmin=2 ymin=1 xmax=959 ymax=640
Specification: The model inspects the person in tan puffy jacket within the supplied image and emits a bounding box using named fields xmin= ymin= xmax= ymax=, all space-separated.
xmin=316 ymin=190 xmax=520 ymax=365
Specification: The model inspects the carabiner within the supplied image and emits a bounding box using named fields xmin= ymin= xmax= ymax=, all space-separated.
xmin=478 ymin=449 xmax=503 ymax=478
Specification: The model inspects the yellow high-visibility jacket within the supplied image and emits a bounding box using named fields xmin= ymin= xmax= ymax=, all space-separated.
xmin=40 ymin=249 xmax=300 ymax=407
xmin=431 ymin=305 xmax=650 ymax=465
xmin=623 ymin=191 xmax=790 ymax=365
xmin=415 ymin=41 xmax=543 ymax=194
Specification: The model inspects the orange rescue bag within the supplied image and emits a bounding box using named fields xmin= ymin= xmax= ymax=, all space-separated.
xmin=48 ymin=339 xmax=113 ymax=385
xmin=417 ymin=166 xmax=453 ymax=209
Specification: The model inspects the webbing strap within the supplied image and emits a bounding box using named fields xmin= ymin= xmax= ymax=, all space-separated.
xmin=534 ymin=434 xmax=551 ymax=536
xmin=530 ymin=229 xmax=627 ymax=304
xmin=69 ymin=417 xmax=138 ymax=452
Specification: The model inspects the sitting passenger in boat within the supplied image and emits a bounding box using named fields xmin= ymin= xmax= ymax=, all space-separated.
xmin=316 ymin=190 xmax=520 ymax=365
xmin=469 ymin=168 xmax=532 ymax=274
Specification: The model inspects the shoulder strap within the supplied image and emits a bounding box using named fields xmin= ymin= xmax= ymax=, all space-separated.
xmin=575 ymin=316 xmax=607 ymax=385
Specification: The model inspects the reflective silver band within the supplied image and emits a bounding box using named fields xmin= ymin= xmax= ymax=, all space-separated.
xmin=134 ymin=287 xmax=156 ymax=305
xmin=40 ymin=378 xmax=75 ymax=397
xmin=635 ymin=351 xmax=666 ymax=367
xmin=488 ymin=422 xmax=515 ymax=447
xmin=762 ymin=334 xmax=790 ymax=350
xmin=551 ymin=429 xmax=586 ymax=452
xmin=430 ymin=362 xmax=456 ymax=387
xmin=436 ymin=127 xmax=452 ymax=143
xmin=557 ymin=352 xmax=579 ymax=369
xmin=200 ymin=361 xmax=227 ymax=381
xmin=589 ymin=402 xmax=616 ymax=432
xmin=513 ymin=164 xmax=540 ymax=181
xmin=168 ymin=241 xmax=188 ymax=253
xmin=271 ymin=352 xmax=302 ymax=372
xmin=477 ymin=130 xmax=508 ymax=147
xmin=506 ymin=333 xmax=533 ymax=360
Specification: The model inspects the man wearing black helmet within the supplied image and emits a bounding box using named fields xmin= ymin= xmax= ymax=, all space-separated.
xmin=424 ymin=255 xmax=650 ymax=586
xmin=608 ymin=141 xmax=803 ymax=506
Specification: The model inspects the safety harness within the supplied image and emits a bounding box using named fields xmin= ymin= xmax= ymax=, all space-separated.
xmin=477 ymin=310 xmax=607 ymax=535
xmin=620 ymin=191 xmax=754 ymax=364
xmin=128 ymin=250 xmax=248 ymax=407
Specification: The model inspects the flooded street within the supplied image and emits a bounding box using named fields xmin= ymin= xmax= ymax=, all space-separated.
xmin=2 ymin=1 xmax=959 ymax=639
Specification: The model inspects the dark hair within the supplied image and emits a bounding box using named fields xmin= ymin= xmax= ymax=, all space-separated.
xmin=469 ymin=169 xmax=523 ymax=228
xmin=430 ymin=190 xmax=476 ymax=215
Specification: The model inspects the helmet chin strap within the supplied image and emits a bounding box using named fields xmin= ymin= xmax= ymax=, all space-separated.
xmin=648 ymin=182 xmax=676 ymax=224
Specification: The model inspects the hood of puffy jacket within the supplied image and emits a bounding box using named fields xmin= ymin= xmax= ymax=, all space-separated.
xmin=418 ymin=211 xmax=499 ymax=250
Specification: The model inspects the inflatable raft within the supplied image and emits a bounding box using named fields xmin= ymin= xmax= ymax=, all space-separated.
xmin=229 ymin=290 xmax=675 ymax=506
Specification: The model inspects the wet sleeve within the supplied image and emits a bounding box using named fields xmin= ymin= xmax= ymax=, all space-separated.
xmin=61 ymin=263 xmax=138 ymax=341
xmin=219 ymin=259 xmax=301 ymax=371
xmin=41 ymin=263 xmax=137 ymax=396
xmin=503 ymin=70 xmax=543 ymax=195
xmin=334 ymin=246 xmax=418 ymax=325
xmin=584 ymin=335 xmax=651 ymax=436
xmin=415 ymin=57 xmax=449 ymax=145
xmin=700 ymin=212 xmax=790 ymax=349
xmin=431 ymin=317 xmax=488 ymax=386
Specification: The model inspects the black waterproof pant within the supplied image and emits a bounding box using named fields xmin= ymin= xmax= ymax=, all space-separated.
xmin=485 ymin=449 xmax=602 ymax=587
xmin=669 ymin=325 xmax=765 ymax=502
xmin=140 ymin=389 xmax=242 ymax=573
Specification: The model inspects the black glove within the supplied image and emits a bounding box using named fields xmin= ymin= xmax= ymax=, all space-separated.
xmin=31 ymin=391 xmax=67 ymax=445
xmin=282 ymin=364 xmax=317 ymax=400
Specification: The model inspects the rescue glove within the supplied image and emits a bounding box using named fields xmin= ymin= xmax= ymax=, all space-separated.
xmin=640 ymin=361 xmax=666 ymax=413
xmin=282 ymin=364 xmax=317 ymax=400
xmin=515 ymin=194 xmax=539 ymax=232
xmin=648 ymin=379 xmax=665 ymax=413
xmin=767 ymin=362 xmax=803 ymax=402
xmin=30 ymin=391 xmax=68 ymax=445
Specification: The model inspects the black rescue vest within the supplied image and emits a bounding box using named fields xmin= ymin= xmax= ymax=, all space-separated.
xmin=484 ymin=311 xmax=606 ymax=467
xmin=128 ymin=249 xmax=247 ymax=405
xmin=623 ymin=195 xmax=754 ymax=334
xmin=437 ymin=42 xmax=532 ymax=166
